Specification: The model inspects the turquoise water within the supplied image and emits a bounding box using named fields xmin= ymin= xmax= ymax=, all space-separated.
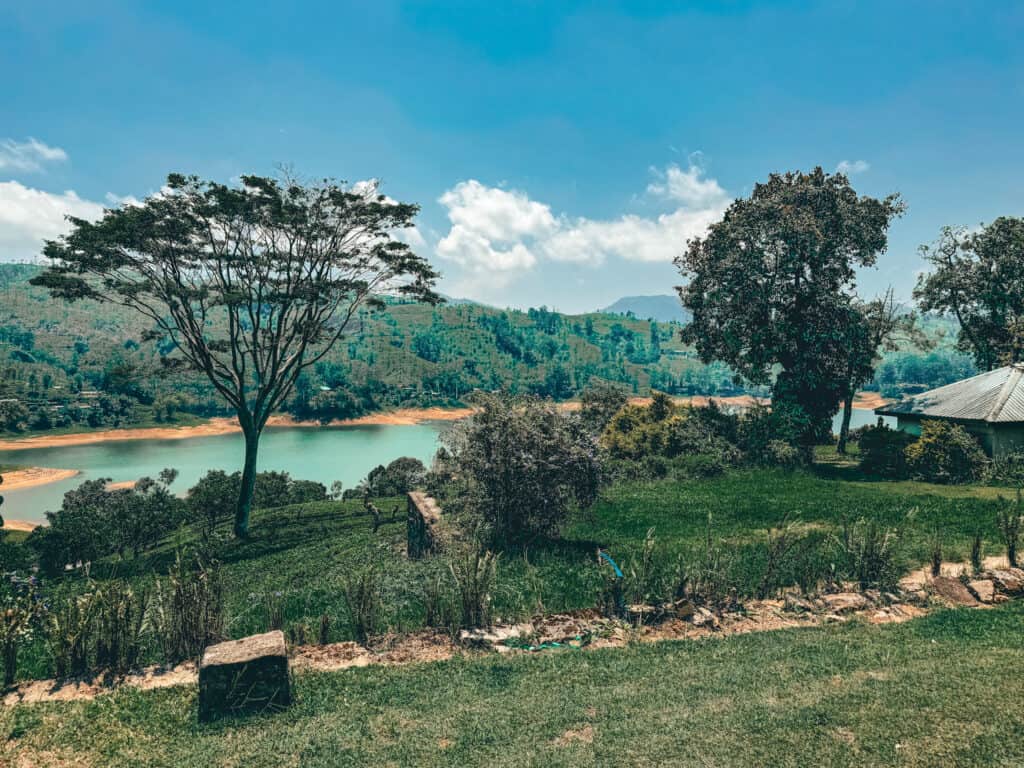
xmin=1 ymin=408 xmax=890 ymax=525
xmin=1 ymin=423 xmax=445 ymax=524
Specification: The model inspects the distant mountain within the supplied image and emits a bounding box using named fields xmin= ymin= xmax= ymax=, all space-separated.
xmin=602 ymin=295 xmax=690 ymax=324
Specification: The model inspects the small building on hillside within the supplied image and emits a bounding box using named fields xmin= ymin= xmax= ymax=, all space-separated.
xmin=875 ymin=364 xmax=1024 ymax=458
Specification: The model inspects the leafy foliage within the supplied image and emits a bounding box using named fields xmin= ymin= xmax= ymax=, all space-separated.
xmin=904 ymin=420 xmax=987 ymax=484
xmin=32 ymin=173 xmax=440 ymax=537
xmin=915 ymin=217 xmax=1024 ymax=370
xmin=439 ymin=393 xmax=601 ymax=543
xmin=677 ymin=168 xmax=904 ymax=445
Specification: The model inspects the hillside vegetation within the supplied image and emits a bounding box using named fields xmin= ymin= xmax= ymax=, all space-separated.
xmin=0 ymin=263 xmax=741 ymax=435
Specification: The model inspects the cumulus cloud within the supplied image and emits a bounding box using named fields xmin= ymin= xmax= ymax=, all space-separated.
xmin=0 ymin=138 xmax=68 ymax=173
xmin=434 ymin=163 xmax=729 ymax=291
xmin=836 ymin=159 xmax=870 ymax=175
xmin=0 ymin=181 xmax=104 ymax=261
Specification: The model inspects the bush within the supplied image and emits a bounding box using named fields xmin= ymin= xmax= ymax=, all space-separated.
xmin=996 ymin=492 xmax=1022 ymax=568
xmin=1 ymin=575 xmax=45 ymax=686
xmin=148 ymin=552 xmax=225 ymax=664
xmin=838 ymin=516 xmax=905 ymax=591
xmin=341 ymin=567 xmax=382 ymax=643
xmin=441 ymin=393 xmax=601 ymax=543
xmin=578 ymin=382 xmax=628 ymax=435
xmin=344 ymin=457 xmax=427 ymax=500
xmin=450 ymin=548 xmax=498 ymax=629
xmin=858 ymin=422 xmax=915 ymax=478
xmin=904 ymin=420 xmax=987 ymax=484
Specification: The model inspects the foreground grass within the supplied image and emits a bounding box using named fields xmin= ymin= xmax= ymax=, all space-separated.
xmin=4 ymin=603 xmax=1024 ymax=767
xmin=9 ymin=467 xmax=1014 ymax=682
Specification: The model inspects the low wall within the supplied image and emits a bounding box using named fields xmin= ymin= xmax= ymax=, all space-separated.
xmin=407 ymin=491 xmax=443 ymax=559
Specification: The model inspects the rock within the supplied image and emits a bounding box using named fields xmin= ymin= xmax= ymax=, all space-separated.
xmin=670 ymin=599 xmax=695 ymax=619
xmin=783 ymin=594 xmax=814 ymax=614
xmin=929 ymin=577 xmax=978 ymax=607
xmin=198 ymin=630 xmax=291 ymax=722
xmin=987 ymin=568 xmax=1024 ymax=596
xmin=821 ymin=592 xmax=868 ymax=613
xmin=967 ymin=580 xmax=996 ymax=604
xmin=691 ymin=607 xmax=719 ymax=628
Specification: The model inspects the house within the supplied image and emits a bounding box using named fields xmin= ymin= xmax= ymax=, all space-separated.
xmin=875 ymin=364 xmax=1024 ymax=458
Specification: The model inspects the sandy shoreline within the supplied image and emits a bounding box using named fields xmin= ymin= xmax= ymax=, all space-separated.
xmin=0 ymin=466 xmax=80 ymax=490
xmin=0 ymin=407 xmax=475 ymax=453
xmin=2 ymin=519 xmax=39 ymax=532
xmin=0 ymin=395 xmax=891 ymax=454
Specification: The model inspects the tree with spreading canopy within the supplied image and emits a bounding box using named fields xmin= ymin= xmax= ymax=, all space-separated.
xmin=835 ymin=289 xmax=929 ymax=454
xmin=914 ymin=217 xmax=1024 ymax=371
xmin=676 ymin=168 xmax=904 ymax=448
xmin=33 ymin=173 xmax=440 ymax=537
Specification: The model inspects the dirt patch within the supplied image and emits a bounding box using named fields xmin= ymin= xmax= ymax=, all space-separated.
xmin=554 ymin=724 xmax=594 ymax=746
xmin=0 ymin=467 xmax=80 ymax=490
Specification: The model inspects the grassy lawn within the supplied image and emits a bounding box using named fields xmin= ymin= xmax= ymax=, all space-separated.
xmin=4 ymin=603 xmax=1023 ymax=767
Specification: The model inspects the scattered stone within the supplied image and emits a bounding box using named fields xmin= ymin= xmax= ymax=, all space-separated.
xmin=929 ymin=577 xmax=978 ymax=607
xmin=987 ymin=568 xmax=1024 ymax=596
xmin=670 ymin=599 xmax=695 ymax=619
xmin=459 ymin=624 xmax=531 ymax=647
xmin=198 ymin=630 xmax=291 ymax=722
xmin=783 ymin=593 xmax=814 ymax=614
xmin=967 ymin=580 xmax=996 ymax=604
xmin=823 ymin=613 xmax=847 ymax=624
xmin=627 ymin=604 xmax=657 ymax=623
xmin=691 ymin=607 xmax=719 ymax=628
xmin=822 ymin=592 xmax=869 ymax=613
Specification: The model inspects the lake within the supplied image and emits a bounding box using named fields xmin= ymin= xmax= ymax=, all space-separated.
xmin=0 ymin=423 xmax=446 ymax=524
xmin=0 ymin=407 xmax=891 ymax=525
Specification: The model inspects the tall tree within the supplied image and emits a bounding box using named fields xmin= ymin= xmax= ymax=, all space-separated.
xmin=33 ymin=174 xmax=439 ymax=537
xmin=676 ymin=168 xmax=904 ymax=447
xmin=914 ymin=217 xmax=1024 ymax=371
xmin=835 ymin=289 xmax=929 ymax=454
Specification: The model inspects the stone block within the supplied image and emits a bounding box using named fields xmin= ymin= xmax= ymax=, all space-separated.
xmin=198 ymin=630 xmax=291 ymax=722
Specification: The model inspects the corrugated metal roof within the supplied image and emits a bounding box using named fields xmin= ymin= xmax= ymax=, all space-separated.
xmin=876 ymin=364 xmax=1024 ymax=423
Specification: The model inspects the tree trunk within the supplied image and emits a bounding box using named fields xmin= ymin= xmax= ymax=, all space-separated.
xmin=235 ymin=426 xmax=260 ymax=538
xmin=837 ymin=391 xmax=854 ymax=455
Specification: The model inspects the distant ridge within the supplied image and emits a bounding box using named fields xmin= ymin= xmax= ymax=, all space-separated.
xmin=601 ymin=295 xmax=690 ymax=323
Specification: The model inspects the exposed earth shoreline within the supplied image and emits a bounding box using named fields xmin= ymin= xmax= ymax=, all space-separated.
xmin=0 ymin=395 xmax=892 ymax=533
xmin=0 ymin=394 xmax=890 ymax=454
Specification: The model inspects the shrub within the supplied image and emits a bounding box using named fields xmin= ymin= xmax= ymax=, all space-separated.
xmin=47 ymin=591 xmax=99 ymax=679
xmin=148 ymin=552 xmax=225 ymax=664
xmin=94 ymin=581 xmax=147 ymax=673
xmin=1 ymin=576 xmax=45 ymax=686
xmin=996 ymin=492 xmax=1022 ymax=568
xmin=344 ymin=457 xmax=427 ymax=500
xmin=838 ymin=515 xmax=905 ymax=591
xmin=442 ymin=393 xmax=601 ymax=543
xmin=450 ymin=548 xmax=498 ymax=629
xmin=341 ymin=568 xmax=382 ymax=643
xmin=578 ymin=382 xmax=629 ymax=435
xmin=904 ymin=420 xmax=987 ymax=484
xmin=858 ymin=422 xmax=914 ymax=478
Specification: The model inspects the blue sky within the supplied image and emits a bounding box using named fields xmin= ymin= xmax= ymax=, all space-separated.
xmin=2 ymin=1 xmax=1022 ymax=312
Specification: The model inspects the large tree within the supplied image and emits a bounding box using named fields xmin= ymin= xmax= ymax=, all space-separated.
xmin=676 ymin=168 xmax=904 ymax=446
xmin=835 ymin=289 xmax=928 ymax=454
xmin=34 ymin=173 xmax=439 ymax=537
xmin=914 ymin=217 xmax=1024 ymax=371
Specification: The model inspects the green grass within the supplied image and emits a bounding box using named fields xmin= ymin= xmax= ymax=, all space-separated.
xmin=4 ymin=603 xmax=1023 ymax=767
xmin=9 ymin=467 xmax=1014 ymax=683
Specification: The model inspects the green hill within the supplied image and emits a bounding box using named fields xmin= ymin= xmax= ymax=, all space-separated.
xmin=0 ymin=264 xmax=748 ymax=435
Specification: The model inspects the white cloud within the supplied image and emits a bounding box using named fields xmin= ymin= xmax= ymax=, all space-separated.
xmin=434 ymin=163 xmax=729 ymax=290
xmin=0 ymin=138 xmax=68 ymax=173
xmin=836 ymin=159 xmax=870 ymax=175
xmin=438 ymin=180 xmax=557 ymax=243
xmin=646 ymin=163 xmax=728 ymax=209
xmin=0 ymin=181 xmax=104 ymax=261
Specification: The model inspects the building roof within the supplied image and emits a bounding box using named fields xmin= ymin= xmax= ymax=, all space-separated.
xmin=876 ymin=364 xmax=1024 ymax=424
